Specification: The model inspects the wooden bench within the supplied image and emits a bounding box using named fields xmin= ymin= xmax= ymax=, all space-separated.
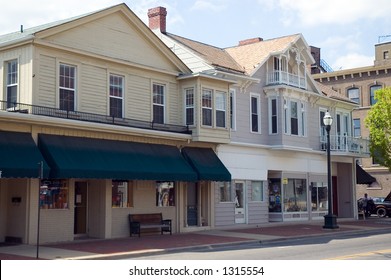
xmin=128 ymin=213 xmax=172 ymax=237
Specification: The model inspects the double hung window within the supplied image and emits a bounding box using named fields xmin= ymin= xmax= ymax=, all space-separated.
xmin=185 ymin=88 xmax=194 ymax=126
xmin=59 ymin=64 xmax=76 ymax=111
xmin=202 ymin=89 xmax=212 ymax=126
xmin=250 ymin=94 xmax=261 ymax=133
xmin=109 ymin=74 xmax=124 ymax=118
xmin=6 ymin=60 xmax=18 ymax=109
xmin=215 ymin=91 xmax=226 ymax=128
xmin=153 ymin=83 xmax=165 ymax=124
xmin=347 ymin=87 xmax=360 ymax=104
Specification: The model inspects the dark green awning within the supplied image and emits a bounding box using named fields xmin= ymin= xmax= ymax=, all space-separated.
xmin=181 ymin=147 xmax=231 ymax=181
xmin=0 ymin=131 xmax=49 ymax=178
xmin=38 ymin=134 xmax=197 ymax=181
xmin=356 ymin=163 xmax=376 ymax=185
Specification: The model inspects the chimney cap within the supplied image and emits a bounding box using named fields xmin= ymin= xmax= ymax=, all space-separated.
xmin=239 ymin=37 xmax=263 ymax=46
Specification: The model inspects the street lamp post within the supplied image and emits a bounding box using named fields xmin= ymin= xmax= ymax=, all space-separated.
xmin=323 ymin=111 xmax=339 ymax=229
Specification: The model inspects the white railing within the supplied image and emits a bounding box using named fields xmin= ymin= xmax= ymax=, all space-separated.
xmin=320 ymin=135 xmax=370 ymax=156
xmin=267 ymin=71 xmax=306 ymax=89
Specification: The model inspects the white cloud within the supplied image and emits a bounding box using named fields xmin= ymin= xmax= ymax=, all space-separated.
xmin=190 ymin=1 xmax=226 ymax=12
xmin=0 ymin=0 xmax=121 ymax=34
xmin=332 ymin=53 xmax=374 ymax=70
xmin=269 ymin=0 xmax=391 ymax=26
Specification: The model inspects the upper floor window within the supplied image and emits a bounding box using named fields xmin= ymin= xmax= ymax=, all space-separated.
xmin=202 ymin=89 xmax=212 ymax=126
xmin=269 ymin=97 xmax=278 ymax=134
xmin=290 ymin=100 xmax=299 ymax=135
xmin=153 ymin=83 xmax=165 ymax=124
xmin=384 ymin=51 xmax=389 ymax=60
xmin=6 ymin=59 xmax=18 ymax=109
xmin=370 ymin=85 xmax=381 ymax=106
xmin=284 ymin=98 xmax=306 ymax=136
xmin=230 ymin=90 xmax=236 ymax=130
xmin=319 ymin=110 xmax=326 ymax=138
xmin=347 ymin=87 xmax=360 ymax=104
xmin=109 ymin=74 xmax=124 ymax=118
xmin=353 ymin=118 xmax=361 ymax=137
xmin=185 ymin=88 xmax=194 ymax=126
xmin=215 ymin=91 xmax=227 ymax=128
xmin=250 ymin=93 xmax=261 ymax=133
xmin=59 ymin=63 xmax=76 ymax=111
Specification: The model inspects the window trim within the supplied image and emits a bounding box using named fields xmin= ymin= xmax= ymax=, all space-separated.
xmin=268 ymin=97 xmax=278 ymax=134
xmin=250 ymin=92 xmax=261 ymax=134
xmin=152 ymin=82 xmax=166 ymax=124
xmin=184 ymin=87 xmax=195 ymax=126
xmin=369 ymin=84 xmax=381 ymax=106
xmin=109 ymin=73 xmax=125 ymax=118
xmin=5 ymin=59 xmax=18 ymax=109
xmin=215 ymin=91 xmax=227 ymax=128
xmin=347 ymin=87 xmax=360 ymax=104
xmin=58 ymin=62 xmax=77 ymax=111
xmin=202 ymin=88 xmax=213 ymax=127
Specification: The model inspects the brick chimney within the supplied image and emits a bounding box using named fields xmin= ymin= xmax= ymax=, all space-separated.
xmin=148 ymin=7 xmax=167 ymax=33
xmin=239 ymin=37 xmax=263 ymax=46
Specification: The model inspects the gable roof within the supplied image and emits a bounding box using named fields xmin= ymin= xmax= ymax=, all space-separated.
xmin=225 ymin=34 xmax=313 ymax=75
xmin=0 ymin=3 xmax=191 ymax=74
xmin=0 ymin=5 xmax=112 ymax=46
xmin=166 ymin=33 xmax=245 ymax=74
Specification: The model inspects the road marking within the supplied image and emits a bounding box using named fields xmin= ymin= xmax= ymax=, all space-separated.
xmin=325 ymin=248 xmax=391 ymax=260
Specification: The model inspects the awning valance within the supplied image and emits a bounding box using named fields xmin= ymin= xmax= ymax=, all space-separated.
xmin=181 ymin=147 xmax=231 ymax=181
xmin=0 ymin=131 xmax=49 ymax=178
xmin=356 ymin=163 xmax=376 ymax=185
xmin=38 ymin=134 xmax=197 ymax=181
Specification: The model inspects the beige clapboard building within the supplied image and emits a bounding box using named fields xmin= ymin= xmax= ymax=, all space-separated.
xmin=0 ymin=3 xmax=233 ymax=244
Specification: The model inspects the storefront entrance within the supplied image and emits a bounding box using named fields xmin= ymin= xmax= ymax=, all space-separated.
xmin=74 ymin=181 xmax=87 ymax=235
xmin=187 ymin=182 xmax=198 ymax=226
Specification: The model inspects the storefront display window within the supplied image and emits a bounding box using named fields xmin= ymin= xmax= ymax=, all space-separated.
xmin=156 ymin=182 xmax=175 ymax=207
xmin=40 ymin=180 xmax=68 ymax=209
xmin=269 ymin=179 xmax=281 ymax=212
xmin=283 ymin=179 xmax=307 ymax=212
xmin=311 ymin=182 xmax=328 ymax=211
xmin=112 ymin=180 xmax=133 ymax=208
xmin=251 ymin=181 xmax=264 ymax=201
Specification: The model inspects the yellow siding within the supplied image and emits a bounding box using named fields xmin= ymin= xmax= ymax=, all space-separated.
xmin=0 ymin=45 xmax=33 ymax=104
xmin=36 ymin=54 xmax=56 ymax=107
xmin=46 ymin=13 xmax=177 ymax=73
xmin=79 ymin=64 xmax=107 ymax=114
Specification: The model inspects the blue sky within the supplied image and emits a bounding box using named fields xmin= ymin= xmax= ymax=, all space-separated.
xmin=1 ymin=0 xmax=390 ymax=71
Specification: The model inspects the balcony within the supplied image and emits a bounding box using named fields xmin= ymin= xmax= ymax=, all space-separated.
xmin=1 ymin=101 xmax=191 ymax=134
xmin=267 ymin=71 xmax=306 ymax=89
xmin=320 ymin=134 xmax=370 ymax=157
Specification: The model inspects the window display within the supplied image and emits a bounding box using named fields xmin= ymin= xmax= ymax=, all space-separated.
xmin=112 ymin=180 xmax=133 ymax=208
xmin=156 ymin=182 xmax=175 ymax=207
xmin=283 ymin=179 xmax=307 ymax=212
xmin=268 ymin=179 xmax=281 ymax=212
xmin=40 ymin=180 xmax=68 ymax=209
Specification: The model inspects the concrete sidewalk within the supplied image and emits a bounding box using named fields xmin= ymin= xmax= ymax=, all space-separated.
xmin=1 ymin=217 xmax=390 ymax=260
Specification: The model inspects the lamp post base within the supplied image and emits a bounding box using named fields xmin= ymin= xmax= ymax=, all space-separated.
xmin=323 ymin=214 xmax=339 ymax=229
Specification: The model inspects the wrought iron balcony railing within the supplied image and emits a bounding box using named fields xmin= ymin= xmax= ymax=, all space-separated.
xmin=320 ymin=134 xmax=370 ymax=156
xmin=1 ymin=101 xmax=191 ymax=134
